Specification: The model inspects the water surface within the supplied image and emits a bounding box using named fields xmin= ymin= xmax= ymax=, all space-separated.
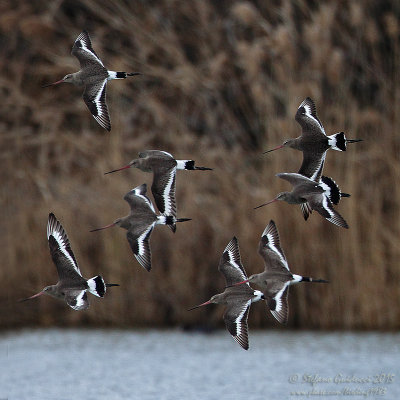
xmin=1 ymin=329 xmax=399 ymax=400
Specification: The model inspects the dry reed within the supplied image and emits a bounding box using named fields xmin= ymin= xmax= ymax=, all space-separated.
xmin=2 ymin=0 xmax=399 ymax=330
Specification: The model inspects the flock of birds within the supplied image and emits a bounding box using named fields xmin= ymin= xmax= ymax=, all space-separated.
xmin=21 ymin=31 xmax=362 ymax=350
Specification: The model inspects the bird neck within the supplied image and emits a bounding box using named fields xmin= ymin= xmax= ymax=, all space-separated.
xmin=118 ymin=216 xmax=133 ymax=230
xmin=285 ymin=138 xmax=302 ymax=150
xmin=70 ymin=72 xmax=84 ymax=86
xmin=45 ymin=285 xmax=63 ymax=300
xmin=128 ymin=159 xmax=151 ymax=172
xmin=280 ymin=192 xmax=301 ymax=204
xmin=211 ymin=293 xmax=226 ymax=304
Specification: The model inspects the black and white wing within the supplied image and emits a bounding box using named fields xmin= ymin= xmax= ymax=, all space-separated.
xmin=47 ymin=213 xmax=82 ymax=281
xmin=224 ymin=299 xmax=251 ymax=350
xmin=126 ymin=226 xmax=154 ymax=272
xmin=308 ymin=195 xmax=349 ymax=229
xmin=71 ymin=30 xmax=104 ymax=68
xmin=65 ymin=290 xmax=89 ymax=311
xmin=218 ymin=237 xmax=248 ymax=287
xmin=268 ymin=285 xmax=289 ymax=324
xmin=258 ymin=220 xmax=289 ymax=272
xmin=295 ymin=97 xmax=326 ymax=136
xmin=83 ymin=80 xmax=111 ymax=131
xmin=124 ymin=184 xmax=155 ymax=213
xmin=298 ymin=151 xmax=326 ymax=182
xmin=151 ymin=167 xmax=177 ymax=218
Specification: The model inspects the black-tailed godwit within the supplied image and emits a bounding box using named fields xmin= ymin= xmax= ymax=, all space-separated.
xmin=264 ymin=97 xmax=362 ymax=180
xmin=233 ymin=220 xmax=328 ymax=324
xmin=90 ymin=184 xmax=191 ymax=271
xmin=43 ymin=30 xmax=140 ymax=131
xmin=255 ymin=173 xmax=349 ymax=228
xmin=20 ymin=213 xmax=119 ymax=310
xmin=188 ymin=237 xmax=264 ymax=350
xmin=105 ymin=150 xmax=211 ymax=228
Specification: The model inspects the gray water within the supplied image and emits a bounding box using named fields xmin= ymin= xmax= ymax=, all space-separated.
xmin=0 ymin=329 xmax=398 ymax=400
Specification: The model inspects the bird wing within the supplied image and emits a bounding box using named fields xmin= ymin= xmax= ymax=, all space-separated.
xmin=126 ymin=225 xmax=155 ymax=272
xmin=65 ymin=290 xmax=89 ymax=311
xmin=151 ymin=166 xmax=177 ymax=217
xmin=224 ymin=299 xmax=251 ymax=350
xmin=83 ymin=79 xmax=111 ymax=131
xmin=218 ymin=237 xmax=248 ymax=287
xmin=47 ymin=213 xmax=83 ymax=281
xmin=258 ymin=220 xmax=289 ymax=272
xmin=71 ymin=30 xmax=104 ymax=68
xmin=124 ymin=184 xmax=156 ymax=213
xmin=277 ymin=173 xmax=325 ymax=199
xmin=295 ymin=97 xmax=326 ymax=136
xmin=138 ymin=150 xmax=174 ymax=159
xmin=277 ymin=172 xmax=317 ymax=187
xmin=268 ymin=285 xmax=290 ymax=324
xmin=298 ymin=151 xmax=326 ymax=182
xmin=308 ymin=195 xmax=349 ymax=228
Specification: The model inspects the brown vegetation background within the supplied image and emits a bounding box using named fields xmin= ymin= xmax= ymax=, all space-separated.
xmin=2 ymin=0 xmax=399 ymax=330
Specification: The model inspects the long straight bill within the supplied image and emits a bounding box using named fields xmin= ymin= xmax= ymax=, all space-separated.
xmin=42 ymin=79 xmax=65 ymax=88
xmin=254 ymin=198 xmax=278 ymax=210
xmin=187 ymin=300 xmax=211 ymax=311
xmin=104 ymin=164 xmax=131 ymax=175
xmin=232 ymin=279 xmax=250 ymax=287
xmin=89 ymin=222 xmax=116 ymax=232
xmin=263 ymin=144 xmax=284 ymax=154
xmin=19 ymin=291 xmax=45 ymax=302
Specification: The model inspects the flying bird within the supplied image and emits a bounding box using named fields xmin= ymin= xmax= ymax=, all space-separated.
xmin=20 ymin=213 xmax=119 ymax=310
xmin=105 ymin=150 xmax=212 ymax=230
xmin=255 ymin=173 xmax=349 ymax=229
xmin=264 ymin=97 xmax=362 ymax=180
xmin=90 ymin=184 xmax=191 ymax=271
xmin=188 ymin=237 xmax=264 ymax=350
xmin=233 ymin=220 xmax=328 ymax=324
xmin=42 ymin=30 xmax=141 ymax=131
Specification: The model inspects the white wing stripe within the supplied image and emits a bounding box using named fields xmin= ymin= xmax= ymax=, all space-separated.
xmin=48 ymin=229 xmax=81 ymax=275
xmin=93 ymin=80 xmax=107 ymax=116
xmin=235 ymin=300 xmax=251 ymax=336
xmin=274 ymin=282 xmax=290 ymax=312
xmin=300 ymin=99 xmax=325 ymax=134
xmin=162 ymin=168 xmax=176 ymax=216
xmin=226 ymin=248 xmax=247 ymax=283
xmin=133 ymin=189 xmax=156 ymax=213
xmin=265 ymin=232 xmax=288 ymax=270
xmin=137 ymin=224 xmax=155 ymax=256
xmin=75 ymin=33 xmax=104 ymax=66
xmin=75 ymin=290 xmax=87 ymax=308
xmin=310 ymin=153 xmax=326 ymax=181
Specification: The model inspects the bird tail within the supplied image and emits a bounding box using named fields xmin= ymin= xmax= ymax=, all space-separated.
xmin=165 ymin=216 xmax=191 ymax=233
xmin=108 ymin=71 xmax=142 ymax=79
xmin=300 ymin=202 xmax=312 ymax=220
xmin=320 ymin=176 xmax=350 ymax=205
xmin=176 ymin=160 xmax=213 ymax=171
xmin=300 ymin=276 xmax=329 ymax=283
xmin=87 ymin=275 xmax=106 ymax=297
xmin=328 ymin=132 xmax=347 ymax=151
xmin=106 ymin=283 xmax=120 ymax=288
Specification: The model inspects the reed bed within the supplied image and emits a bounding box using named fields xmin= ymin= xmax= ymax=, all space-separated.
xmin=1 ymin=0 xmax=399 ymax=330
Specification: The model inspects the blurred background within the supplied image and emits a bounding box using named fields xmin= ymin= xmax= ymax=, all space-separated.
xmin=2 ymin=0 xmax=399 ymax=331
